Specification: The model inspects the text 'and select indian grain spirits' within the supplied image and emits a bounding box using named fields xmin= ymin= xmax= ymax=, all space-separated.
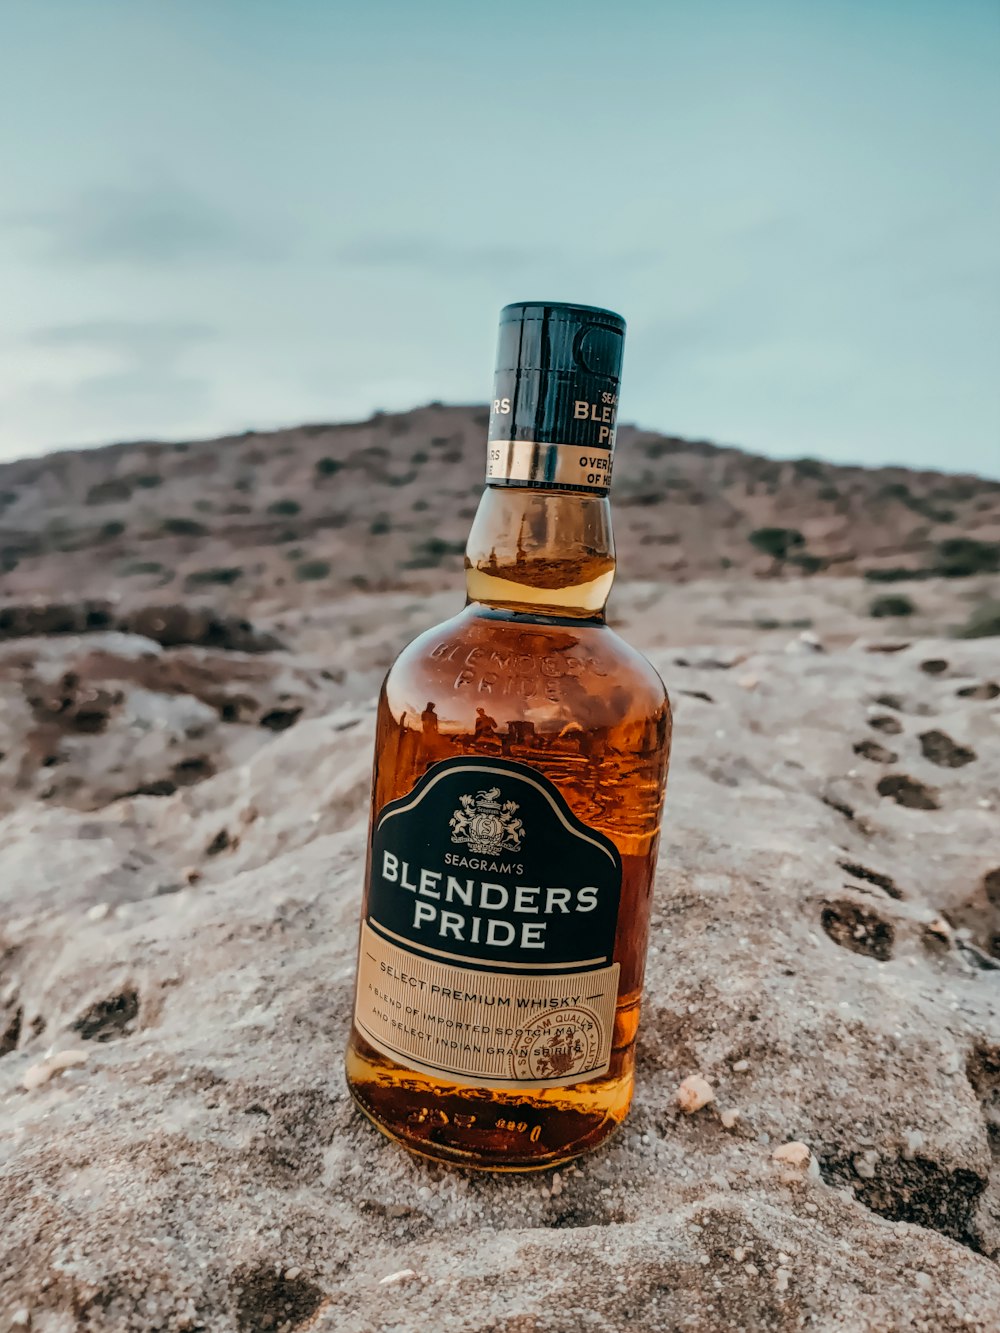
xmin=345 ymin=301 xmax=672 ymax=1169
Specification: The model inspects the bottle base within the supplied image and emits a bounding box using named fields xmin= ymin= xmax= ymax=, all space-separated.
xmin=345 ymin=1038 xmax=633 ymax=1172
xmin=349 ymin=1086 xmax=608 ymax=1172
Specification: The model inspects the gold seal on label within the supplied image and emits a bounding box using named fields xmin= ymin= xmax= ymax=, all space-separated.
xmin=509 ymin=1006 xmax=603 ymax=1083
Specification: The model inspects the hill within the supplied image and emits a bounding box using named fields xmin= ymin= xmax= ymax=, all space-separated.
xmin=1 ymin=406 xmax=997 ymax=614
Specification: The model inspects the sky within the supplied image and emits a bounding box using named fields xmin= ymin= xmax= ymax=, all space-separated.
xmin=1 ymin=0 xmax=998 ymax=475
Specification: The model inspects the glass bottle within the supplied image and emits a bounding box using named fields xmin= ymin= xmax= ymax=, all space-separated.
xmin=345 ymin=302 xmax=672 ymax=1169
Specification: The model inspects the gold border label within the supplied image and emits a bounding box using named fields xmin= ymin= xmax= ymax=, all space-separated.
xmin=355 ymin=922 xmax=619 ymax=1090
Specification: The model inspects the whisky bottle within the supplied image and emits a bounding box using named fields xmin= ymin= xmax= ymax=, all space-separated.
xmin=345 ymin=301 xmax=672 ymax=1169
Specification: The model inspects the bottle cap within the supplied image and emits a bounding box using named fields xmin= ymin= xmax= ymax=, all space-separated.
xmin=487 ymin=301 xmax=626 ymax=494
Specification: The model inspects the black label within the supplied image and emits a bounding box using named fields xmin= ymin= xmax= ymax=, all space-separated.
xmin=368 ymin=757 xmax=622 ymax=973
xmin=488 ymin=368 xmax=620 ymax=450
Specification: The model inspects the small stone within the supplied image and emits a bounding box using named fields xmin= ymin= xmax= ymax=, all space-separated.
xmin=737 ymin=673 xmax=759 ymax=691
xmin=732 ymin=1247 xmax=747 ymax=1263
xmin=914 ymin=1272 xmax=933 ymax=1291
xmin=183 ymin=867 xmax=202 ymax=885
xmin=551 ymin=1173 xmax=563 ymax=1196
xmin=804 ymin=1202 xmax=818 ymax=1214
xmin=719 ymin=1108 xmax=740 ymax=1129
xmin=22 ymin=1049 xmax=88 ymax=1091
xmin=22 ymin=1063 xmax=53 ymax=1091
xmin=49 ymin=1048 xmax=89 ymax=1072
xmin=379 ymin=1269 xmax=418 ymax=1286
xmin=86 ymin=903 xmax=110 ymax=922
xmin=676 ymin=1074 xmax=714 ymax=1113
xmin=775 ymin=1267 xmax=791 ymax=1292
xmin=903 ymin=1129 xmax=924 ymax=1159
xmin=732 ymin=1059 xmax=750 ymax=1073
xmin=771 ymin=1141 xmax=810 ymax=1167
xmin=924 ymin=917 xmax=951 ymax=942
xmin=853 ymin=1150 xmax=878 ymax=1180
xmin=283 ymin=1267 xmax=301 ymax=1281
xmin=10 ymin=1310 xmax=30 ymax=1329
xmin=744 ymin=1263 xmax=759 ymax=1277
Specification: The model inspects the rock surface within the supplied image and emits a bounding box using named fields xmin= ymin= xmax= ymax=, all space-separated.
xmin=1 ymin=411 xmax=999 ymax=1329
xmin=1 ymin=594 xmax=999 ymax=1330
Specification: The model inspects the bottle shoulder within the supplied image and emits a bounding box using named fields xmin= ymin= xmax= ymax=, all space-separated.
xmin=381 ymin=604 xmax=669 ymax=729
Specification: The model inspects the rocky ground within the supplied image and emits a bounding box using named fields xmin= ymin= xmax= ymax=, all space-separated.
xmin=0 ymin=568 xmax=998 ymax=1331
xmin=0 ymin=410 xmax=998 ymax=1329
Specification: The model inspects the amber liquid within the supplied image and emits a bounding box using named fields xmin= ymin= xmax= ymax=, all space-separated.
xmin=345 ymin=487 xmax=672 ymax=1169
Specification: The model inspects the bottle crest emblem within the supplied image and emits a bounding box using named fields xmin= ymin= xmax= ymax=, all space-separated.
xmin=449 ymin=787 xmax=525 ymax=856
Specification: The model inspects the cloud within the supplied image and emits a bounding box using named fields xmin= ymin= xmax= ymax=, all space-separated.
xmin=31 ymin=319 xmax=217 ymax=360
xmin=0 ymin=318 xmax=217 ymax=457
xmin=338 ymin=235 xmax=552 ymax=276
xmin=69 ymin=367 xmax=212 ymax=414
xmin=7 ymin=185 xmax=279 ymax=266
xmin=0 ymin=364 xmax=214 ymax=460
xmin=337 ymin=235 xmax=665 ymax=283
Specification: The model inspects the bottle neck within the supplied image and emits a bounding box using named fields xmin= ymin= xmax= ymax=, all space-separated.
xmin=464 ymin=485 xmax=616 ymax=621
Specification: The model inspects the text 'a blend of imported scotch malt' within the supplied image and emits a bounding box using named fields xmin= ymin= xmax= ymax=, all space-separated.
xmin=345 ymin=301 xmax=672 ymax=1170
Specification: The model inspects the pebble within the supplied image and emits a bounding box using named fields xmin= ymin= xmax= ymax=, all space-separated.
xmin=676 ymin=1074 xmax=714 ymax=1113
xmin=10 ymin=1311 xmax=30 ymax=1329
xmin=771 ymin=1141 xmax=810 ymax=1167
xmin=732 ymin=1247 xmax=747 ymax=1262
xmin=744 ymin=1263 xmax=759 ymax=1277
xmin=732 ymin=1059 xmax=750 ymax=1073
xmin=923 ymin=916 xmax=951 ymax=942
xmin=86 ymin=902 xmax=110 ymax=922
xmin=914 ymin=1272 xmax=933 ymax=1291
xmin=719 ymin=1108 xmax=740 ymax=1130
xmin=283 ymin=1267 xmax=301 ymax=1281
xmin=775 ymin=1267 xmax=791 ymax=1292
xmin=772 ymin=1141 xmax=819 ymax=1183
xmin=853 ymin=1150 xmax=878 ymax=1180
xmin=378 ymin=1269 xmax=418 ymax=1286
xmin=903 ymin=1129 xmax=925 ymax=1159
xmin=22 ymin=1049 xmax=89 ymax=1090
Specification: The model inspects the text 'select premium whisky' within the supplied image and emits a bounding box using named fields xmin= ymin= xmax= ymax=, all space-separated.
xmin=345 ymin=302 xmax=672 ymax=1169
